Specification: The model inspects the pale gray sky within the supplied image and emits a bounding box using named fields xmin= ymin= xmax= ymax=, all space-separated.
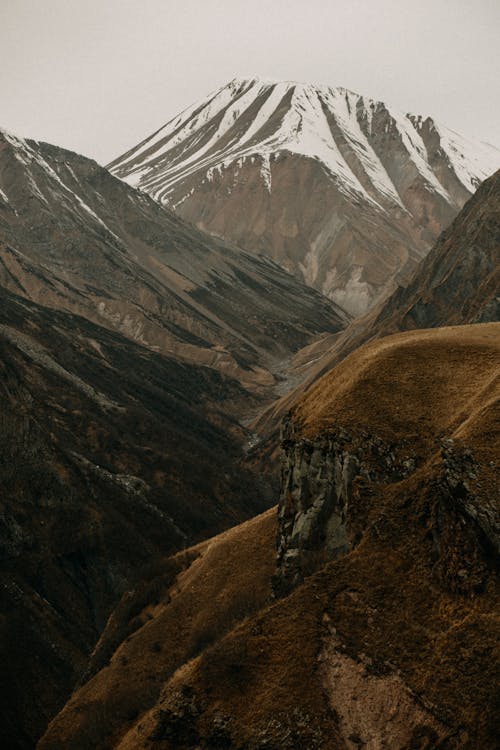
xmin=1 ymin=0 xmax=499 ymax=164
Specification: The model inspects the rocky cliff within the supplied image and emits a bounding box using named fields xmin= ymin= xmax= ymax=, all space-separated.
xmin=275 ymin=426 xmax=499 ymax=597
xmin=275 ymin=422 xmax=415 ymax=594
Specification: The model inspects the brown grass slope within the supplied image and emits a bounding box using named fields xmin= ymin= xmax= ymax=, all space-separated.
xmin=38 ymin=509 xmax=277 ymax=749
xmin=293 ymin=324 xmax=499 ymax=450
xmin=40 ymin=323 xmax=500 ymax=750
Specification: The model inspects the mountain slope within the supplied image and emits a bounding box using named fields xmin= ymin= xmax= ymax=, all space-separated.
xmin=252 ymin=167 xmax=500 ymax=443
xmin=39 ymin=324 xmax=500 ymax=750
xmin=370 ymin=166 xmax=500 ymax=329
xmin=109 ymin=77 xmax=500 ymax=315
xmin=0 ymin=129 xmax=348 ymax=395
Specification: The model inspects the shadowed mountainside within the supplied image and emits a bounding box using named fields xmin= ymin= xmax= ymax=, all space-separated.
xmin=0 ymin=285 xmax=275 ymax=749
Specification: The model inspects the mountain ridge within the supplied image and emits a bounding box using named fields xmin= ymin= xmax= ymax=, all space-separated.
xmin=110 ymin=77 xmax=499 ymax=203
xmin=0 ymin=128 xmax=348 ymax=396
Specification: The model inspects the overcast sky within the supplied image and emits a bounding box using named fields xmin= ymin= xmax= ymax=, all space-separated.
xmin=1 ymin=0 xmax=499 ymax=164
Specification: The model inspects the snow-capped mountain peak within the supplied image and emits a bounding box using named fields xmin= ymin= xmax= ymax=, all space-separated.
xmin=108 ymin=79 xmax=500 ymax=317
xmin=109 ymin=78 xmax=499 ymax=209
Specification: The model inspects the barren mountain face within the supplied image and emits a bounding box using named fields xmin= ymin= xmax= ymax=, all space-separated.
xmin=109 ymin=78 xmax=500 ymax=315
xmin=0 ymin=129 xmax=347 ymax=397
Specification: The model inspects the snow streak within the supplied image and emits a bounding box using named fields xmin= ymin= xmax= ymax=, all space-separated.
xmin=109 ymin=78 xmax=500 ymax=210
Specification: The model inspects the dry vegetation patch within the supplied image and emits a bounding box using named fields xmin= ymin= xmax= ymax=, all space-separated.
xmin=38 ymin=509 xmax=277 ymax=749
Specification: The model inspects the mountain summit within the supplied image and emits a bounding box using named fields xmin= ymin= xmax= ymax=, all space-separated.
xmin=109 ymin=78 xmax=500 ymax=315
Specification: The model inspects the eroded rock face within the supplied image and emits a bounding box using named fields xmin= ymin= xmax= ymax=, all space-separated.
xmin=274 ymin=421 xmax=498 ymax=597
xmin=276 ymin=431 xmax=355 ymax=594
xmin=274 ymin=418 xmax=417 ymax=595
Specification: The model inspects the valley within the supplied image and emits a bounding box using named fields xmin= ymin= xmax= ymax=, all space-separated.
xmin=0 ymin=73 xmax=498 ymax=750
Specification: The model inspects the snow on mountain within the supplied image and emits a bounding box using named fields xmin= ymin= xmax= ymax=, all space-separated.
xmin=0 ymin=129 xmax=120 ymax=237
xmin=110 ymin=78 xmax=499 ymax=208
xmin=108 ymin=79 xmax=500 ymax=315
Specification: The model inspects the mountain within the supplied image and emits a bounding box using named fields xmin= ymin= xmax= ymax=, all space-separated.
xmin=369 ymin=166 xmax=500 ymax=329
xmin=0 ymin=128 xmax=348 ymax=747
xmin=252 ymin=167 xmax=500 ymax=444
xmin=3 ymin=103 xmax=498 ymax=748
xmin=39 ymin=323 xmax=500 ymax=750
xmin=109 ymin=77 xmax=500 ymax=316
xmin=0 ymin=129 xmax=348 ymax=396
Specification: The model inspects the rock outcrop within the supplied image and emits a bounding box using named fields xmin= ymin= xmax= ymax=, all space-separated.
xmin=275 ymin=426 xmax=499 ymax=598
xmin=275 ymin=421 xmax=417 ymax=594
